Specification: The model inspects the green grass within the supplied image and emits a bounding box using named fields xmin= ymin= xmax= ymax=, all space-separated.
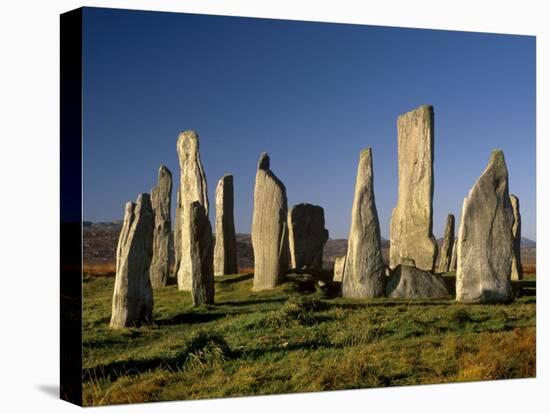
xmin=83 ymin=273 xmax=536 ymax=406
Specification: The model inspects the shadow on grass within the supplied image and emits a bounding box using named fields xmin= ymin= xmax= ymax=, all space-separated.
xmin=155 ymin=312 xmax=226 ymax=326
xmin=217 ymin=273 xmax=254 ymax=284
xmin=217 ymin=297 xmax=286 ymax=307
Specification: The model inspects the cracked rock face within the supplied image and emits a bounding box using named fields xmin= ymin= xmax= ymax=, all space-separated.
xmin=456 ymin=150 xmax=514 ymax=304
xmin=437 ymin=214 xmax=455 ymax=273
xmin=288 ymin=203 xmax=329 ymax=270
xmin=510 ymin=194 xmax=523 ymax=281
xmin=342 ymin=148 xmax=386 ymax=298
xmin=176 ymin=130 xmax=209 ymax=291
xmin=390 ymin=105 xmax=438 ymax=272
xmin=150 ymin=165 xmax=173 ymax=288
xmin=188 ymin=201 xmax=215 ymax=306
xmin=251 ymin=153 xmax=289 ymax=290
xmin=333 ymin=255 xmax=346 ymax=282
xmin=110 ymin=194 xmax=154 ymax=329
xmin=214 ymin=174 xmax=238 ymax=276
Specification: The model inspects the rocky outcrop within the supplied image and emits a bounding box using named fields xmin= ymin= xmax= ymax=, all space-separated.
xmin=110 ymin=194 xmax=154 ymax=328
xmin=150 ymin=165 xmax=173 ymax=288
xmin=288 ymin=203 xmax=329 ymax=270
xmin=188 ymin=201 xmax=215 ymax=305
xmin=386 ymin=265 xmax=450 ymax=299
xmin=176 ymin=130 xmax=209 ymax=291
xmin=251 ymin=153 xmax=289 ymax=290
xmin=437 ymin=214 xmax=455 ymax=273
xmin=456 ymin=150 xmax=514 ymax=303
xmin=214 ymin=174 xmax=238 ymax=276
xmin=390 ymin=105 xmax=438 ymax=272
xmin=510 ymin=194 xmax=523 ymax=281
xmin=342 ymin=148 xmax=386 ymax=298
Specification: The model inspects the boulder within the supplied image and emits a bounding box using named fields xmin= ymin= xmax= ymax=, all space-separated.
xmin=214 ymin=174 xmax=238 ymax=276
xmin=176 ymin=130 xmax=209 ymax=291
xmin=110 ymin=194 xmax=154 ymax=328
xmin=437 ymin=214 xmax=455 ymax=273
xmin=150 ymin=165 xmax=173 ymax=288
xmin=510 ymin=194 xmax=523 ymax=280
xmin=390 ymin=105 xmax=438 ymax=272
xmin=288 ymin=203 xmax=329 ymax=270
xmin=386 ymin=265 xmax=450 ymax=299
xmin=188 ymin=201 xmax=215 ymax=305
xmin=251 ymin=153 xmax=289 ymax=290
xmin=342 ymin=148 xmax=386 ymax=298
xmin=456 ymin=150 xmax=514 ymax=303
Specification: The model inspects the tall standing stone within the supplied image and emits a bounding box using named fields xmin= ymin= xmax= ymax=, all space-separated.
xmin=510 ymin=194 xmax=523 ymax=280
xmin=150 ymin=165 xmax=173 ymax=288
xmin=456 ymin=150 xmax=514 ymax=303
xmin=437 ymin=214 xmax=455 ymax=273
xmin=390 ymin=105 xmax=438 ymax=272
xmin=110 ymin=194 xmax=154 ymax=329
xmin=342 ymin=148 xmax=386 ymax=298
xmin=288 ymin=203 xmax=329 ymax=270
xmin=176 ymin=130 xmax=209 ymax=291
xmin=173 ymin=188 xmax=182 ymax=276
xmin=214 ymin=174 xmax=238 ymax=276
xmin=188 ymin=201 xmax=215 ymax=305
xmin=251 ymin=153 xmax=289 ymax=290
xmin=449 ymin=239 xmax=458 ymax=271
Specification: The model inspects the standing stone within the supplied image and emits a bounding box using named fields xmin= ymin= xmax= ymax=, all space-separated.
xmin=510 ymin=194 xmax=523 ymax=280
xmin=437 ymin=214 xmax=455 ymax=273
xmin=288 ymin=203 xmax=329 ymax=270
xmin=333 ymin=255 xmax=346 ymax=282
xmin=390 ymin=105 xmax=438 ymax=272
xmin=150 ymin=165 xmax=173 ymax=288
xmin=449 ymin=239 xmax=458 ymax=271
xmin=176 ymin=130 xmax=209 ymax=291
xmin=342 ymin=148 xmax=386 ymax=298
xmin=251 ymin=153 xmax=289 ymax=290
xmin=214 ymin=174 xmax=238 ymax=276
xmin=188 ymin=201 xmax=215 ymax=305
xmin=110 ymin=194 xmax=154 ymax=329
xmin=456 ymin=150 xmax=514 ymax=303
xmin=173 ymin=188 xmax=182 ymax=276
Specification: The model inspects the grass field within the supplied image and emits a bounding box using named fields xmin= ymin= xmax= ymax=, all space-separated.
xmin=83 ymin=272 xmax=536 ymax=406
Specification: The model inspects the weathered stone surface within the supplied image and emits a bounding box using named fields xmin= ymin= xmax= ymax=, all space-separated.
xmin=386 ymin=265 xmax=450 ymax=299
xmin=188 ymin=201 xmax=215 ymax=305
xmin=176 ymin=130 xmax=209 ymax=291
xmin=390 ymin=105 xmax=438 ymax=272
xmin=437 ymin=214 xmax=455 ymax=273
xmin=288 ymin=203 xmax=329 ymax=270
xmin=456 ymin=150 xmax=514 ymax=303
xmin=251 ymin=153 xmax=289 ymax=290
xmin=510 ymin=194 xmax=523 ymax=281
xmin=214 ymin=174 xmax=238 ymax=276
xmin=449 ymin=239 xmax=458 ymax=271
xmin=342 ymin=148 xmax=386 ymax=298
xmin=173 ymin=188 xmax=182 ymax=276
xmin=110 ymin=194 xmax=154 ymax=329
xmin=150 ymin=165 xmax=173 ymax=288
xmin=333 ymin=255 xmax=346 ymax=282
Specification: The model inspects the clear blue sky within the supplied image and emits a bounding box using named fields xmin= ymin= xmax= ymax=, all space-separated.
xmin=82 ymin=7 xmax=536 ymax=240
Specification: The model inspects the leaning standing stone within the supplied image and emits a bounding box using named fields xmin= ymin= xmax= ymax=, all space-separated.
xmin=176 ymin=130 xmax=209 ymax=291
xmin=333 ymin=255 xmax=346 ymax=282
xmin=188 ymin=201 xmax=215 ymax=305
xmin=510 ymin=194 xmax=523 ymax=280
xmin=390 ymin=105 xmax=438 ymax=272
xmin=110 ymin=194 xmax=154 ymax=329
xmin=288 ymin=203 xmax=329 ymax=270
xmin=150 ymin=165 xmax=173 ymax=288
xmin=456 ymin=150 xmax=514 ymax=303
xmin=437 ymin=214 xmax=455 ymax=273
xmin=342 ymin=148 xmax=386 ymax=298
xmin=214 ymin=174 xmax=238 ymax=276
xmin=251 ymin=153 xmax=289 ymax=290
